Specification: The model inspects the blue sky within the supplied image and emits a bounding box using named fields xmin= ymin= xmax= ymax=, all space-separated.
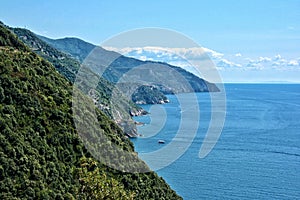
xmin=1 ymin=0 xmax=300 ymax=82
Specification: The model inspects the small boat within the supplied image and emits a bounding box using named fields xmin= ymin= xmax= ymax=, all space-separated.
xmin=158 ymin=140 xmax=165 ymax=144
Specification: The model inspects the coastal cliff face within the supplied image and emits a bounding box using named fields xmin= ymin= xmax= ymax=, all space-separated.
xmin=0 ymin=22 xmax=182 ymax=199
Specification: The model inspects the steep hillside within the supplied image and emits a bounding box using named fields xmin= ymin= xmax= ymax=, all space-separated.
xmin=12 ymin=27 xmax=145 ymax=137
xmin=38 ymin=36 xmax=95 ymax=62
xmin=0 ymin=23 xmax=182 ymax=199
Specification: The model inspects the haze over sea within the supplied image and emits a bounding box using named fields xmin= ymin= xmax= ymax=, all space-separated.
xmin=133 ymin=84 xmax=300 ymax=199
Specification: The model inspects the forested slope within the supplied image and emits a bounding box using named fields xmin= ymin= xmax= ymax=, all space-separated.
xmin=0 ymin=22 xmax=182 ymax=199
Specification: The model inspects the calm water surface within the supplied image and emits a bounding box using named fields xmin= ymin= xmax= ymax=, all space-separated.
xmin=132 ymin=84 xmax=300 ymax=199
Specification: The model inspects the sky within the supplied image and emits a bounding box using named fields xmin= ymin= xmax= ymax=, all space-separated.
xmin=1 ymin=0 xmax=300 ymax=82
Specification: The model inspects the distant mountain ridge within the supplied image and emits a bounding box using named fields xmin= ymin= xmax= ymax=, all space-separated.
xmin=37 ymin=36 xmax=170 ymax=104
xmin=38 ymin=35 xmax=220 ymax=95
xmin=38 ymin=36 xmax=96 ymax=62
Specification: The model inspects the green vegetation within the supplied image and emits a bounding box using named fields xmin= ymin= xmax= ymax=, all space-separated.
xmin=132 ymin=85 xmax=168 ymax=104
xmin=77 ymin=157 xmax=135 ymax=199
xmin=13 ymin=27 xmax=144 ymax=136
xmin=13 ymin=28 xmax=79 ymax=83
xmin=0 ymin=23 xmax=182 ymax=199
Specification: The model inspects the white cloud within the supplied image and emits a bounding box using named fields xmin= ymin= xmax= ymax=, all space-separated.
xmin=217 ymin=58 xmax=242 ymax=68
xmin=103 ymin=46 xmax=300 ymax=73
xmin=241 ymin=54 xmax=300 ymax=70
xmin=104 ymin=46 xmax=223 ymax=61
xmin=288 ymin=60 xmax=299 ymax=66
xmin=258 ymin=56 xmax=272 ymax=62
xmin=138 ymin=55 xmax=149 ymax=61
xmin=271 ymin=62 xmax=280 ymax=67
xmin=274 ymin=54 xmax=282 ymax=60
xmin=202 ymin=47 xmax=224 ymax=59
xmin=246 ymin=62 xmax=264 ymax=70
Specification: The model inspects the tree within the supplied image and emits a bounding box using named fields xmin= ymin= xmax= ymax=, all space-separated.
xmin=76 ymin=157 xmax=135 ymax=200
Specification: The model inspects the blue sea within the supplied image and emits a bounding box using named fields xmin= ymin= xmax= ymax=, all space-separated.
xmin=132 ymin=84 xmax=300 ymax=200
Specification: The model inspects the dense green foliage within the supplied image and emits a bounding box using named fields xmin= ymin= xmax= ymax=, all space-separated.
xmin=77 ymin=157 xmax=135 ymax=199
xmin=0 ymin=24 xmax=28 ymax=52
xmin=132 ymin=85 xmax=168 ymax=104
xmin=0 ymin=23 xmax=182 ymax=199
xmin=13 ymin=27 xmax=143 ymax=136
xmin=13 ymin=28 xmax=79 ymax=83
